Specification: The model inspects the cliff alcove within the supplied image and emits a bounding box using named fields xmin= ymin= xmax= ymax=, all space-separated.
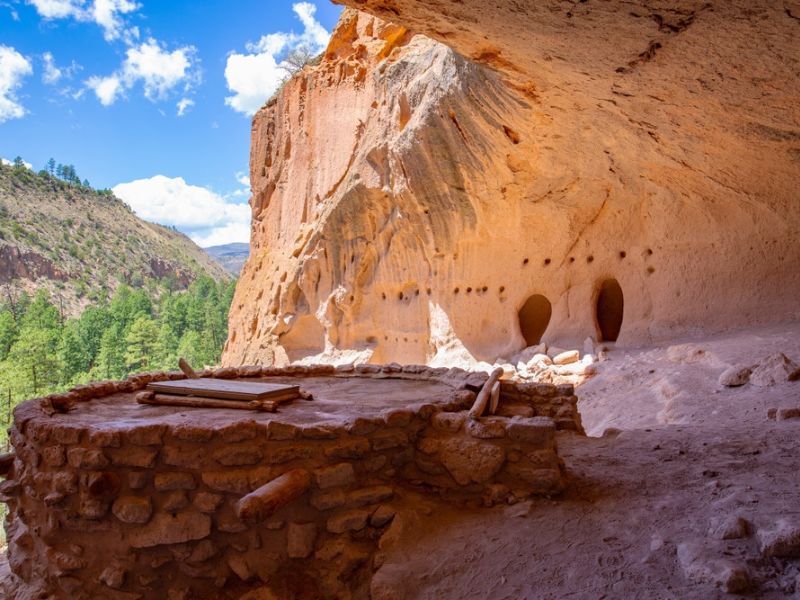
xmin=518 ymin=294 xmax=552 ymax=346
xmin=595 ymin=279 xmax=624 ymax=343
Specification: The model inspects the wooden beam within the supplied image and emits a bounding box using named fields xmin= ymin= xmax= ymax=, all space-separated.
xmin=236 ymin=469 xmax=312 ymax=524
xmin=468 ymin=367 xmax=504 ymax=418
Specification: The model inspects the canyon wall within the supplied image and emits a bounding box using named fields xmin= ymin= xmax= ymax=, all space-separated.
xmin=224 ymin=3 xmax=800 ymax=367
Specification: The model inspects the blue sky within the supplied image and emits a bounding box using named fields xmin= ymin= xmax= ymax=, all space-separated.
xmin=0 ymin=0 xmax=342 ymax=246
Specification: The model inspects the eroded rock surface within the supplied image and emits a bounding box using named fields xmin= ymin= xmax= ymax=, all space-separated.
xmin=224 ymin=2 xmax=800 ymax=367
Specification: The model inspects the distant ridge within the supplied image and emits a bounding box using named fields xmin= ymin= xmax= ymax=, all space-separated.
xmin=204 ymin=242 xmax=249 ymax=275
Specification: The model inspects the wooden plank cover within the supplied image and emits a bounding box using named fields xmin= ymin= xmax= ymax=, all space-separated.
xmin=146 ymin=378 xmax=299 ymax=401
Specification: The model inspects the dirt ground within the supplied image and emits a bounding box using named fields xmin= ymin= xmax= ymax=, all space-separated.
xmin=372 ymin=322 xmax=800 ymax=599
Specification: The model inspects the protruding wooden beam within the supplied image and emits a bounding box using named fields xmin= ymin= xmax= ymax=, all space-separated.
xmin=489 ymin=381 xmax=501 ymax=415
xmin=178 ymin=357 xmax=199 ymax=379
xmin=236 ymin=469 xmax=312 ymax=524
xmin=469 ymin=367 xmax=504 ymax=418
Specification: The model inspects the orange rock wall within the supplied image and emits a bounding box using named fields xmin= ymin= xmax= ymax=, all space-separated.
xmin=224 ymin=4 xmax=800 ymax=367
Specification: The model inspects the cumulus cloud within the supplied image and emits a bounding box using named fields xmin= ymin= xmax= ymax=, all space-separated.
xmin=112 ymin=175 xmax=251 ymax=246
xmin=86 ymin=39 xmax=199 ymax=106
xmin=1 ymin=157 xmax=33 ymax=169
xmin=0 ymin=46 xmax=33 ymax=123
xmin=27 ymin=0 xmax=139 ymax=41
xmin=224 ymin=2 xmax=330 ymax=116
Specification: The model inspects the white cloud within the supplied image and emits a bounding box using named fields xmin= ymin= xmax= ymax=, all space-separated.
xmin=224 ymin=2 xmax=330 ymax=116
xmin=27 ymin=0 xmax=139 ymax=41
xmin=42 ymin=52 xmax=82 ymax=92
xmin=176 ymin=97 xmax=194 ymax=116
xmin=192 ymin=222 xmax=251 ymax=247
xmin=112 ymin=175 xmax=251 ymax=246
xmin=0 ymin=46 xmax=33 ymax=123
xmin=1 ymin=157 xmax=33 ymax=169
xmin=87 ymin=39 xmax=199 ymax=106
xmin=89 ymin=0 xmax=138 ymax=42
xmin=42 ymin=52 xmax=62 ymax=84
xmin=86 ymin=74 xmax=122 ymax=105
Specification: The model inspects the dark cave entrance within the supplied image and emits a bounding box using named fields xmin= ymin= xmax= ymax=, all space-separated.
xmin=518 ymin=294 xmax=552 ymax=346
xmin=596 ymin=278 xmax=624 ymax=342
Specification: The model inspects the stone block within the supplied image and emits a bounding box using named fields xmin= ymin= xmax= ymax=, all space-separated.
xmin=466 ymin=418 xmax=506 ymax=439
xmin=301 ymin=425 xmax=341 ymax=439
xmin=163 ymin=491 xmax=190 ymax=512
xmin=188 ymin=539 xmax=218 ymax=563
xmin=172 ymin=425 xmax=214 ymax=443
xmin=112 ymin=496 xmax=153 ymax=524
xmin=126 ymin=425 xmax=166 ymax=446
xmin=155 ymin=472 xmax=197 ymax=491
xmin=504 ymin=464 xmax=563 ymax=494
xmin=506 ymin=417 xmax=555 ymax=445
xmin=129 ymin=471 xmax=149 ymax=490
xmin=266 ymin=445 xmax=314 ymax=464
xmin=315 ymin=463 xmax=355 ymax=489
xmin=193 ymin=491 xmax=224 ymax=513
xmin=216 ymin=421 xmax=259 ymax=443
xmin=266 ymin=421 xmax=300 ymax=440
xmin=372 ymin=431 xmax=409 ymax=451
xmin=213 ymin=444 xmax=264 ymax=466
xmin=348 ymin=486 xmax=394 ymax=507
xmin=287 ymin=522 xmax=317 ymax=558
xmin=347 ymin=417 xmax=379 ymax=436
xmin=202 ymin=467 xmax=273 ymax=494
xmin=129 ymin=511 xmax=212 ymax=548
xmin=42 ymin=445 xmax=65 ymax=467
xmin=327 ymin=509 xmax=369 ymax=534
xmin=363 ymin=455 xmax=388 ymax=472
xmin=439 ymin=438 xmax=505 ymax=485
xmin=67 ymin=448 xmax=109 ymax=469
xmin=89 ymin=430 xmax=122 ymax=448
xmin=370 ymin=505 xmax=396 ymax=527
xmin=310 ymin=489 xmax=346 ymax=511
xmin=324 ymin=438 xmax=371 ymax=459
xmin=382 ymin=409 xmax=414 ymax=427
xmin=162 ymin=446 xmax=206 ymax=468
xmin=431 ymin=412 xmax=466 ymax=433
xmin=51 ymin=427 xmax=83 ymax=445
xmin=108 ymin=447 xmax=158 ymax=468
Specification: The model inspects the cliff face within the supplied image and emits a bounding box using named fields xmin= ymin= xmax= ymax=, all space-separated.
xmin=224 ymin=3 xmax=800 ymax=367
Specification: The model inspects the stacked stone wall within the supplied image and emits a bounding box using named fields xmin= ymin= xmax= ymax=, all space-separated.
xmin=1 ymin=364 xmax=582 ymax=599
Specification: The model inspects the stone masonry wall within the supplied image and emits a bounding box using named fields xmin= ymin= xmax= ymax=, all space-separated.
xmin=1 ymin=365 xmax=581 ymax=599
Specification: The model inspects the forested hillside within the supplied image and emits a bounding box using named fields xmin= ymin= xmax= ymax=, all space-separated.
xmin=0 ymin=277 xmax=236 ymax=449
xmin=0 ymin=160 xmax=230 ymax=316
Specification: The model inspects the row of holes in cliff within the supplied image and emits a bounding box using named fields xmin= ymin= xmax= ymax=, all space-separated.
xmin=519 ymin=278 xmax=624 ymax=345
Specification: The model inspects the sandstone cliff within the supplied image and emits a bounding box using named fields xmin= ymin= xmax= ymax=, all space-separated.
xmin=224 ymin=3 xmax=800 ymax=367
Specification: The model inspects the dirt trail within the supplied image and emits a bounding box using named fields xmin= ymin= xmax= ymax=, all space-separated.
xmin=373 ymin=323 xmax=800 ymax=599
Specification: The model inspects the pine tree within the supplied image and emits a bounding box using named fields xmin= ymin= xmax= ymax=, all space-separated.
xmin=124 ymin=316 xmax=159 ymax=372
xmin=46 ymin=158 xmax=56 ymax=176
xmin=93 ymin=324 xmax=126 ymax=380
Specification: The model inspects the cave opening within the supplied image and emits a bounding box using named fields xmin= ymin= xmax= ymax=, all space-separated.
xmin=596 ymin=278 xmax=624 ymax=342
xmin=518 ymin=294 xmax=552 ymax=346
